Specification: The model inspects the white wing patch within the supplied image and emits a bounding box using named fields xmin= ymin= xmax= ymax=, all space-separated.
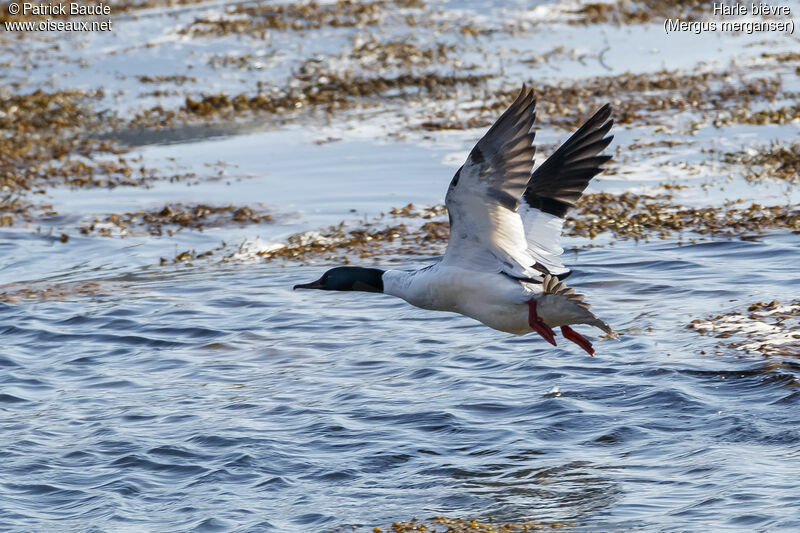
xmin=442 ymin=86 xmax=542 ymax=279
xmin=518 ymin=203 xmax=568 ymax=276
xmin=443 ymin=162 xmax=537 ymax=277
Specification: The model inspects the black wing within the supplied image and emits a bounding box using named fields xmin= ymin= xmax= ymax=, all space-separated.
xmin=522 ymin=104 xmax=614 ymax=218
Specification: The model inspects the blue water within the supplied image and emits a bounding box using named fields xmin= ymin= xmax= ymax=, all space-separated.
xmin=2 ymin=231 xmax=800 ymax=531
xmin=3 ymin=0 xmax=800 ymax=530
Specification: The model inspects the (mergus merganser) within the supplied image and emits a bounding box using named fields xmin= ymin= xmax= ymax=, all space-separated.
xmin=295 ymin=85 xmax=617 ymax=355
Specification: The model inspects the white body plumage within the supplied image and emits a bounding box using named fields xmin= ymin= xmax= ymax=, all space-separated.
xmin=383 ymin=266 xmax=612 ymax=336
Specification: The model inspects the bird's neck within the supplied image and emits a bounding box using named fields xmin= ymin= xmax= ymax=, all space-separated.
xmin=344 ymin=267 xmax=385 ymax=293
xmin=382 ymin=267 xmax=432 ymax=300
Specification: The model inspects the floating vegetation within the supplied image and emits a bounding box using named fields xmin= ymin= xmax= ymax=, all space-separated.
xmin=713 ymin=104 xmax=800 ymax=127
xmin=408 ymin=69 xmax=786 ymax=135
xmin=39 ymin=156 xmax=200 ymax=189
xmin=181 ymin=0 xmax=423 ymax=38
xmin=0 ymin=88 xmax=182 ymax=192
xmin=388 ymin=203 xmax=447 ymax=219
xmin=0 ymin=195 xmax=37 ymax=227
xmin=80 ymin=203 xmax=273 ymax=237
xmin=690 ymin=300 xmax=800 ymax=357
xmin=344 ymin=37 xmax=456 ymax=71
xmin=225 ymin=204 xmax=448 ymax=264
xmin=125 ymin=61 xmax=795 ymax=137
xmin=33 ymin=2 xmax=789 ymax=141
xmin=571 ymin=0 xmax=706 ymax=26
xmin=133 ymin=71 xmax=490 ymax=126
xmin=510 ymin=71 xmax=782 ymax=128
xmin=0 ymin=89 xmax=103 ymax=136
xmin=521 ymin=45 xmax=603 ymax=68
xmin=0 ymin=86 xmax=225 ymax=230
xmin=369 ymin=515 xmax=569 ymax=532
xmin=226 ymin=220 xmax=448 ymax=264
xmin=0 ymin=280 xmax=109 ymax=303
xmin=566 ymin=193 xmax=800 ymax=240
xmin=0 ymin=0 xmax=213 ymax=22
xmin=4 ymin=0 xmax=799 ymax=277
xmin=0 ymin=89 xmax=124 ymax=192
xmin=723 ymin=141 xmax=800 ymax=183
xmin=109 ymin=0 xmax=218 ymax=12
xmin=164 ymin=241 xmax=229 ymax=265
xmin=224 ymin=191 xmax=800 ymax=265
xmin=151 ymin=61 xmax=791 ymax=139
xmin=136 ymin=74 xmax=197 ymax=85
xmin=142 ymin=11 xmax=800 ymax=135
xmin=761 ymin=51 xmax=800 ymax=63
xmin=182 ymin=71 xmax=489 ymax=115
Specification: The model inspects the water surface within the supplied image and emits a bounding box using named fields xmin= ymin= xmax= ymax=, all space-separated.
xmin=2 ymin=0 xmax=800 ymax=531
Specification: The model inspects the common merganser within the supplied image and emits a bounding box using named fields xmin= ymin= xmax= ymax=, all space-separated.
xmin=294 ymin=85 xmax=617 ymax=355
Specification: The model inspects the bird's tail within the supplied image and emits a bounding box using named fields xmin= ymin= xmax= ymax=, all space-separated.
xmin=541 ymin=274 xmax=619 ymax=339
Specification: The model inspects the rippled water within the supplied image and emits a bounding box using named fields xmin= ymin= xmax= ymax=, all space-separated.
xmin=4 ymin=0 xmax=800 ymax=530
xmin=3 ymin=221 xmax=800 ymax=531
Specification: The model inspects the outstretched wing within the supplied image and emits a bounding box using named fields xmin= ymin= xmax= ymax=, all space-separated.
xmin=442 ymin=86 xmax=614 ymax=281
xmin=520 ymin=104 xmax=614 ymax=277
xmin=442 ymin=85 xmax=540 ymax=277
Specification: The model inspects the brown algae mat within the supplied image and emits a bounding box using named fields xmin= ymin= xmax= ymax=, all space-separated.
xmin=79 ymin=203 xmax=273 ymax=237
xmin=0 ymin=280 xmax=113 ymax=303
xmin=2 ymin=0 xmax=799 ymax=253
xmin=690 ymin=300 xmax=800 ymax=358
xmin=570 ymin=0 xmax=706 ymax=26
xmin=723 ymin=142 xmax=800 ymax=183
xmin=180 ymin=0 xmax=425 ymax=38
xmin=221 ymin=190 xmax=799 ymax=266
xmin=128 ymin=66 xmax=794 ymax=134
xmin=337 ymin=515 xmax=570 ymax=532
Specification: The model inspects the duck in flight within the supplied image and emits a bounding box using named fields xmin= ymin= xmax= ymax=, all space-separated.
xmin=295 ymin=85 xmax=617 ymax=355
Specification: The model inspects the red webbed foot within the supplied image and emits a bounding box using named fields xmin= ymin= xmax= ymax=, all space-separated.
xmin=560 ymin=325 xmax=594 ymax=356
xmin=528 ymin=300 xmax=556 ymax=346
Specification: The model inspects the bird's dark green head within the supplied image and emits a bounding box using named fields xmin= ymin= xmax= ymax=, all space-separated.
xmin=293 ymin=267 xmax=384 ymax=293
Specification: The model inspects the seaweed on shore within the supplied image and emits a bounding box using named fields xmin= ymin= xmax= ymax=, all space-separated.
xmin=0 ymin=0 xmax=220 ymax=22
xmin=414 ymin=68 xmax=788 ymax=136
xmin=181 ymin=0 xmax=424 ymax=38
xmin=713 ymin=104 xmax=800 ymax=127
xmin=0 ymin=88 xmax=226 ymax=227
xmin=482 ymin=71 xmax=782 ymax=130
xmin=723 ymin=141 xmax=800 ymax=183
xmin=223 ymin=191 xmax=800 ymax=266
xmin=571 ymin=0 xmax=709 ymax=26
xmin=127 ymin=64 xmax=790 ymax=137
xmin=566 ymin=193 xmax=800 ymax=240
xmin=0 ymin=89 xmax=123 ymax=193
xmin=133 ymin=71 xmax=491 ymax=126
xmin=79 ymin=203 xmax=273 ymax=237
xmin=0 ymin=195 xmax=38 ymax=227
